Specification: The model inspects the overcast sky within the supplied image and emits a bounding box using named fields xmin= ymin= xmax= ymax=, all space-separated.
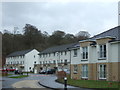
xmin=2 ymin=1 xmax=118 ymax=36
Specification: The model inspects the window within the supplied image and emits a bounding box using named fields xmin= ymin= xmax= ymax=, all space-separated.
xmin=82 ymin=47 xmax=88 ymax=59
xmin=23 ymin=61 xmax=24 ymax=64
xmin=99 ymin=64 xmax=106 ymax=79
xmin=46 ymin=61 xmax=47 ymax=64
xmin=53 ymin=60 xmax=56 ymax=64
xmin=61 ymin=52 xmax=63 ymax=55
xmin=61 ymin=60 xmax=63 ymax=63
xmin=43 ymin=54 xmax=45 ymax=58
xmin=17 ymin=61 xmax=19 ymax=64
xmin=57 ymin=60 xmax=60 ymax=63
xmin=20 ymin=61 xmax=22 ymax=64
xmin=74 ymin=49 xmax=77 ymax=57
xmin=53 ymin=52 xmax=56 ymax=56
xmin=49 ymin=53 xmax=51 ymax=57
xmin=64 ymin=59 xmax=67 ymax=65
xmin=49 ymin=61 xmax=51 ymax=64
xmin=43 ymin=61 xmax=45 ymax=64
xmin=39 ymin=55 xmax=41 ymax=58
xmin=46 ymin=54 xmax=47 ymax=57
xmin=65 ymin=51 xmax=67 ymax=55
xmin=34 ymin=61 xmax=36 ymax=64
xmin=40 ymin=61 xmax=42 ymax=64
xmin=82 ymin=65 xmax=88 ymax=78
xmin=74 ymin=65 xmax=78 ymax=73
xmin=99 ymin=44 xmax=106 ymax=59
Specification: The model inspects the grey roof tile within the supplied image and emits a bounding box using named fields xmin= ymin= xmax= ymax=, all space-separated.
xmin=39 ymin=43 xmax=79 ymax=54
xmin=7 ymin=49 xmax=33 ymax=57
xmin=90 ymin=26 xmax=120 ymax=40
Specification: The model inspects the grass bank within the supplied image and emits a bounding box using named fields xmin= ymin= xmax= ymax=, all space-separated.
xmin=56 ymin=77 xmax=120 ymax=89
xmin=9 ymin=75 xmax=28 ymax=78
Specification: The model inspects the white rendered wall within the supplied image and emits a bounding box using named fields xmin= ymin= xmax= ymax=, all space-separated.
xmin=110 ymin=42 xmax=120 ymax=62
xmin=24 ymin=49 xmax=39 ymax=72
xmin=71 ymin=48 xmax=81 ymax=64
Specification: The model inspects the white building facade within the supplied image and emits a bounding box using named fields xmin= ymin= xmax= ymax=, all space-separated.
xmin=6 ymin=49 xmax=39 ymax=72
xmin=34 ymin=43 xmax=80 ymax=74
xmin=71 ymin=26 xmax=120 ymax=82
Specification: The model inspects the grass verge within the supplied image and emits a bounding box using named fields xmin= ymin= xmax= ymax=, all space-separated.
xmin=56 ymin=77 xmax=120 ymax=89
xmin=9 ymin=75 xmax=28 ymax=78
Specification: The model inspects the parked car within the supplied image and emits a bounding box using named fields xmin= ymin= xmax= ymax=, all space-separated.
xmin=64 ymin=69 xmax=70 ymax=74
xmin=39 ymin=70 xmax=46 ymax=74
xmin=46 ymin=69 xmax=56 ymax=74
xmin=7 ymin=69 xmax=16 ymax=72
xmin=14 ymin=70 xmax=23 ymax=74
xmin=0 ymin=68 xmax=15 ymax=72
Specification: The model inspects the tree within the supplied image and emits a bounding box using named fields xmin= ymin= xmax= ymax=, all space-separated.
xmin=23 ymin=24 xmax=43 ymax=49
xmin=60 ymin=34 xmax=76 ymax=44
xmin=48 ymin=30 xmax=65 ymax=46
xmin=75 ymin=31 xmax=91 ymax=41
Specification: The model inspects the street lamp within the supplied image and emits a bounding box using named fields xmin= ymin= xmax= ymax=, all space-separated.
xmin=64 ymin=77 xmax=67 ymax=90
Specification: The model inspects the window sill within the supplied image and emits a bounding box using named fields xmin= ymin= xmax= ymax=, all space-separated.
xmin=81 ymin=59 xmax=88 ymax=61
xmin=81 ymin=77 xmax=88 ymax=80
xmin=73 ymin=55 xmax=77 ymax=57
xmin=73 ymin=71 xmax=78 ymax=74
xmin=99 ymin=78 xmax=106 ymax=80
xmin=98 ymin=58 xmax=106 ymax=60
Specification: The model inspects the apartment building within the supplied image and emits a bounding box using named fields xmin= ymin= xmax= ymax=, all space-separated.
xmin=71 ymin=26 xmax=120 ymax=81
xmin=34 ymin=43 xmax=80 ymax=73
xmin=6 ymin=49 xmax=39 ymax=72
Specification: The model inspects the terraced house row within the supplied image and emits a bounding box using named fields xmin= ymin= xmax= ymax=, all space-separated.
xmin=5 ymin=26 xmax=120 ymax=81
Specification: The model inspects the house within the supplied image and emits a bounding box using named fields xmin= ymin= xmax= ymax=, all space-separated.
xmin=71 ymin=26 xmax=120 ymax=81
xmin=5 ymin=49 xmax=39 ymax=72
xmin=34 ymin=43 xmax=80 ymax=74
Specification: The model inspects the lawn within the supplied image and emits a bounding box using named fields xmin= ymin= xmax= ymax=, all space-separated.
xmin=56 ymin=77 xmax=120 ymax=89
xmin=9 ymin=75 xmax=28 ymax=78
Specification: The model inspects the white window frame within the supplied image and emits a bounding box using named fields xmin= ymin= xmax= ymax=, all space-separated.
xmin=99 ymin=64 xmax=107 ymax=79
xmin=81 ymin=47 xmax=88 ymax=60
xmin=82 ymin=65 xmax=88 ymax=78
xmin=73 ymin=49 xmax=77 ymax=57
xmin=73 ymin=65 xmax=78 ymax=73
xmin=99 ymin=44 xmax=106 ymax=59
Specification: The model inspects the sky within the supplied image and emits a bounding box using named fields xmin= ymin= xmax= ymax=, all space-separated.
xmin=1 ymin=1 xmax=118 ymax=36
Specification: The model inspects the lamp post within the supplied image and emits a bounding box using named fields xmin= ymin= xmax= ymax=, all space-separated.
xmin=64 ymin=77 xmax=67 ymax=90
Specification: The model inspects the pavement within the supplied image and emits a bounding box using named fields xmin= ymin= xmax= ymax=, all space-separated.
xmin=12 ymin=80 xmax=44 ymax=88
xmin=37 ymin=74 xmax=92 ymax=90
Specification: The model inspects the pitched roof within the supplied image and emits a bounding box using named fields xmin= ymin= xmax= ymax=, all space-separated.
xmin=39 ymin=43 xmax=79 ymax=54
xmin=7 ymin=49 xmax=34 ymax=57
xmin=90 ymin=26 xmax=120 ymax=41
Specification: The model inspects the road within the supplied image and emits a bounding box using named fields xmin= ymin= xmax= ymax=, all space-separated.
xmin=2 ymin=73 xmax=51 ymax=89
